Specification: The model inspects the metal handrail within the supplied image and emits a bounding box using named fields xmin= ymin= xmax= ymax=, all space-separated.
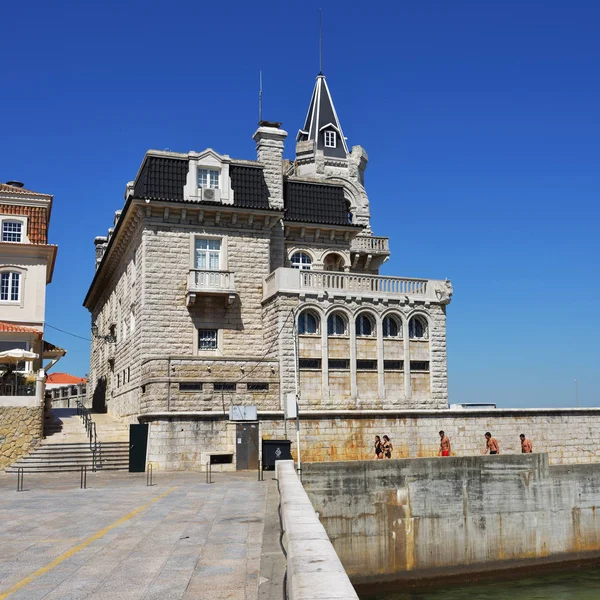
xmin=76 ymin=400 xmax=99 ymax=472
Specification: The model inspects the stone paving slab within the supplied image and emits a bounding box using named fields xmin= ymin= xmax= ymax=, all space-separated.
xmin=0 ymin=470 xmax=283 ymax=600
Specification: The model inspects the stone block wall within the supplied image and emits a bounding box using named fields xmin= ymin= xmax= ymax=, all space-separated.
xmin=142 ymin=407 xmax=600 ymax=470
xmin=0 ymin=406 xmax=43 ymax=468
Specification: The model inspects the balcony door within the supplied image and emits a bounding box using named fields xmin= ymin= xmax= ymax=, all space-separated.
xmin=194 ymin=238 xmax=222 ymax=288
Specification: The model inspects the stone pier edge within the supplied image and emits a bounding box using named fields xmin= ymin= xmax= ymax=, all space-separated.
xmin=276 ymin=459 xmax=359 ymax=600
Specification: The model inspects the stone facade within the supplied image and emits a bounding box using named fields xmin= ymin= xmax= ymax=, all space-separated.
xmin=0 ymin=405 xmax=42 ymax=468
xmin=84 ymin=75 xmax=454 ymax=470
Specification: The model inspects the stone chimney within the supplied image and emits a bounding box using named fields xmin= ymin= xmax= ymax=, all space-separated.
xmin=94 ymin=236 xmax=108 ymax=270
xmin=253 ymin=121 xmax=287 ymax=210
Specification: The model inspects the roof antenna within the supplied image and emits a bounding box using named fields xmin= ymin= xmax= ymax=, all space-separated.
xmin=319 ymin=8 xmax=323 ymax=75
xmin=259 ymin=71 xmax=263 ymax=123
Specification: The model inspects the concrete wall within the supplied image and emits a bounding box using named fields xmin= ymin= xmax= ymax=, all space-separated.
xmin=276 ymin=460 xmax=359 ymax=600
xmin=302 ymin=455 xmax=600 ymax=584
xmin=0 ymin=405 xmax=43 ymax=468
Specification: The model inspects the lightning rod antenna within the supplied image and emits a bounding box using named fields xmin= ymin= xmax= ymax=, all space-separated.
xmin=319 ymin=9 xmax=323 ymax=74
xmin=259 ymin=71 xmax=263 ymax=123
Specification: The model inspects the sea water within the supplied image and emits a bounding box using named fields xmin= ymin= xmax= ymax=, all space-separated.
xmin=360 ymin=566 xmax=600 ymax=600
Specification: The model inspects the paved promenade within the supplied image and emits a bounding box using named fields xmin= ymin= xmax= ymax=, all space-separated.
xmin=0 ymin=470 xmax=282 ymax=600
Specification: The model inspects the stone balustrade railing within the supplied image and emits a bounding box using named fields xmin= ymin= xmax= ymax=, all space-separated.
xmin=350 ymin=235 xmax=390 ymax=254
xmin=263 ymin=267 xmax=453 ymax=304
xmin=187 ymin=269 xmax=236 ymax=305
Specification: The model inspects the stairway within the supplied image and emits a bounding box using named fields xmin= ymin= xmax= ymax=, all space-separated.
xmin=6 ymin=408 xmax=130 ymax=473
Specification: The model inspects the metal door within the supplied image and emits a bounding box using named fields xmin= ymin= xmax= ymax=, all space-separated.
xmin=236 ymin=423 xmax=259 ymax=470
xmin=129 ymin=424 xmax=148 ymax=472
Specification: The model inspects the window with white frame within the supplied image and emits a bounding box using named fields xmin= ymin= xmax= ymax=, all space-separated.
xmin=298 ymin=310 xmax=320 ymax=335
xmin=197 ymin=168 xmax=220 ymax=189
xmin=290 ymin=251 xmax=312 ymax=270
xmin=324 ymin=130 xmax=336 ymax=148
xmin=0 ymin=271 xmax=21 ymax=302
xmin=195 ymin=238 xmax=221 ymax=271
xmin=2 ymin=220 xmax=23 ymax=243
xmin=198 ymin=329 xmax=218 ymax=351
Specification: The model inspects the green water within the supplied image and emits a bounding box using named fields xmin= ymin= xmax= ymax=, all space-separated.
xmin=360 ymin=567 xmax=600 ymax=600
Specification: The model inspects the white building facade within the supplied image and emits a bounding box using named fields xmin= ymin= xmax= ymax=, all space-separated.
xmin=84 ymin=74 xmax=453 ymax=469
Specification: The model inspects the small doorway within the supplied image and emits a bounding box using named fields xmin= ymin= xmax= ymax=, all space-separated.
xmin=129 ymin=424 xmax=148 ymax=472
xmin=236 ymin=422 xmax=259 ymax=470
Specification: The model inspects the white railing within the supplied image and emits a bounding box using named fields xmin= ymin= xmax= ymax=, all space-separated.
xmin=350 ymin=235 xmax=390 ymax=253
xmin=187 ymin=270 xmax=235 ymax=293
xmin=263 ymin=268 xmax=452 ymax=304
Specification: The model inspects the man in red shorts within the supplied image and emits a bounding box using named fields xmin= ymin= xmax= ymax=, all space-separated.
xmin=438 ymin=430 xmax=451 ymax=456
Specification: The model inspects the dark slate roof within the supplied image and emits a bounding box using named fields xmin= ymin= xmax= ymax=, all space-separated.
xmin=229 ymin=165 xmax=270 ymax=209
xmin=284 ymin=181 xmax=352 ymax=226
xmin=132 ymin=155 xmax=271 ymax=209
xmin=133 ymin=156 xmax=186 ymax=200
xmin=297 ymin=74 xmax=348 ymax=159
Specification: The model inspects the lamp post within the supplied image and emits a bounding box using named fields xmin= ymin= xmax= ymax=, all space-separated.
xmin=574 ymin=379 xmax=579 ymax=407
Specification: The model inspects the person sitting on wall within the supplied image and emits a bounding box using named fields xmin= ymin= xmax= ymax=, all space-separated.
xmin=484 ymin=432 xmax=499 ymax=455
xmin=438 ymin=430 xmax=451 ymax=457
xmin=520 ymin=434 xmax=533 ymax=453
xmin=382 ymin=435 xmax=393 ymax=459
xmin=374 ymin=435 xmax=383 ymax=459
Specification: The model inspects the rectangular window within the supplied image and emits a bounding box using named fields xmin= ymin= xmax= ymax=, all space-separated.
xmin=356 ymin=360 xmax=377 ymax=370
xmin=117 ymin=374 xmax=121 ymax=387
xmin=0 ymin=272 xmax=20 ymax=302
xmin=194 ymin=238 xmax=221 ymax=271
xmin=198 ymin=329 xmax=218 ymax=350
xmin=179 ymin=382 xmax=203 ymax=392
xmin=247 ymin=382 xmax=269 ymax=391
xmin=328 ymin=358 xmax=350 ymax=370
xmin=410 ymin=361 xmax=430 ymax=372
xmin=324 ymin=131 xmax=336 ymax=148
xmin=214 ymin=382 xmax=236 ymax=391
xmin=2 ymin=221 xmax=23 ymax=243
xmin=299 ymin=358 xmax=321 ymax=370
xmin=384 ymin=360 xmax=404 ymax=371
xmin=198 ymin=168 xmax=220 ymax=189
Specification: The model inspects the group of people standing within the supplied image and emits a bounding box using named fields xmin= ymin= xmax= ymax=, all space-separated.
xmin=374 ymin=431 xmax=534 ymax=459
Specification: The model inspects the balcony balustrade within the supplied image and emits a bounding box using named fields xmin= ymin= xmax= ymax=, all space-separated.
xmin=263 ymin=268 xmax=452 ymax=305
xmin=186 ymin=269 xmax=236 ymax=306
xmin=350 ymin=235 xmax=390 ymax=255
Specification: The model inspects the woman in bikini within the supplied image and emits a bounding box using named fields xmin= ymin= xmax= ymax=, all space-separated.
xmin=382 ymin=435 xmax=393 ymax=459
xmin=374 ymin=435 xmax=383 ymax=459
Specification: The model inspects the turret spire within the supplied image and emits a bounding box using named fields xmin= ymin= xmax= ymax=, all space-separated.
xmin=296 ymin=74 xmax=348 ymax=158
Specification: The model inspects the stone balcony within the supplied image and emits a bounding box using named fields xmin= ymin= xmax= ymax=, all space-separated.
xmin=350 ymin=235 xmax=390 ymax=271
xmin=262 ymin=268 xmax=452 ymax=305
xmin=186 ymin=269 xmax=236 ymax=306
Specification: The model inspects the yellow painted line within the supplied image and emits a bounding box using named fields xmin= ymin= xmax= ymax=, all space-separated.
xmin=0 ymin=486 xmax=176 ymax=600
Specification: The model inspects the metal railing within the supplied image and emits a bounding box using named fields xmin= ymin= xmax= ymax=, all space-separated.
xmin=76 ymin=400 xmax=100 ymax=472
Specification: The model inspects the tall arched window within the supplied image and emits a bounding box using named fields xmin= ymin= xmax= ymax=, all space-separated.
xmin=409 ymin=315 xmax=429 ymax=339
xmin=355 ymin=313 xmax=375 ymax=337
xmin=298 ymin=310 xmax=320 ymax=335
xmin=383 ymin=315 xmax=402 ymax=338
xmin=0 ymin=271 xmax=21 ymax=302
xmin=290 ymin=252 xmax=312 ymax=270
xmin=327 ymin=312 xmax=348 ymax=336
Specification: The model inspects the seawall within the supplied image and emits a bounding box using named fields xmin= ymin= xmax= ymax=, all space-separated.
xmin=302 ymin=455 xmax=600 ymax=584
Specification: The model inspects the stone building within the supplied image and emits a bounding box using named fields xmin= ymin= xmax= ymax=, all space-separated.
xmin=84 ymin=73 xmax=453 ymax=470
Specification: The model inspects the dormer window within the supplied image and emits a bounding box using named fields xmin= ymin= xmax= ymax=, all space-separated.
xmin=198 ymin=169 xmax=219 ymax=189
xmin=324 ymin=131 xmax=337 ymax=148
xmin=2 ymin=220 xmax=23 ymax=243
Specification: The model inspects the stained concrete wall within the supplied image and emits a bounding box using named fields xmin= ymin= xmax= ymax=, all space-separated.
xmin=302 ymin=456 xmax=600 ymax=584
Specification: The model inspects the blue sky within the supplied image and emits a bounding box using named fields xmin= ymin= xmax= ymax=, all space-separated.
xmin=1 ymin=0 xmax=598 ymax=407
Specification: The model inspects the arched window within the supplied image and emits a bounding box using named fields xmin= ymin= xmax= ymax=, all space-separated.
xmin=0 ymin=271 xmax=21 ymax=302
xmin=298 ymin=310 xmax=319 ymax=335
xmin=323 ymin=253 xmax=344 ymax=272
xmin=383 ymin=315 xmax=402 ymax=338
xmin=409 ymin=315 xmax=429 ymax=339
xmin=290 ymin=252 xmax=312 ymax=270
xmin=327 ymin=312 xmax=348 ymax=336
xmin=355 ymin=313 xmax=375 ymax=337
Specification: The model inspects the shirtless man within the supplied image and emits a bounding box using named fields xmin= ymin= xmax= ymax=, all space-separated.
xmin=520 ymin=434 xmax=533 ymax=453
xmin=438 ymin=430 xmax=451 ymax=456
xmin=484 ymin=432 xmax=499 ymax=455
